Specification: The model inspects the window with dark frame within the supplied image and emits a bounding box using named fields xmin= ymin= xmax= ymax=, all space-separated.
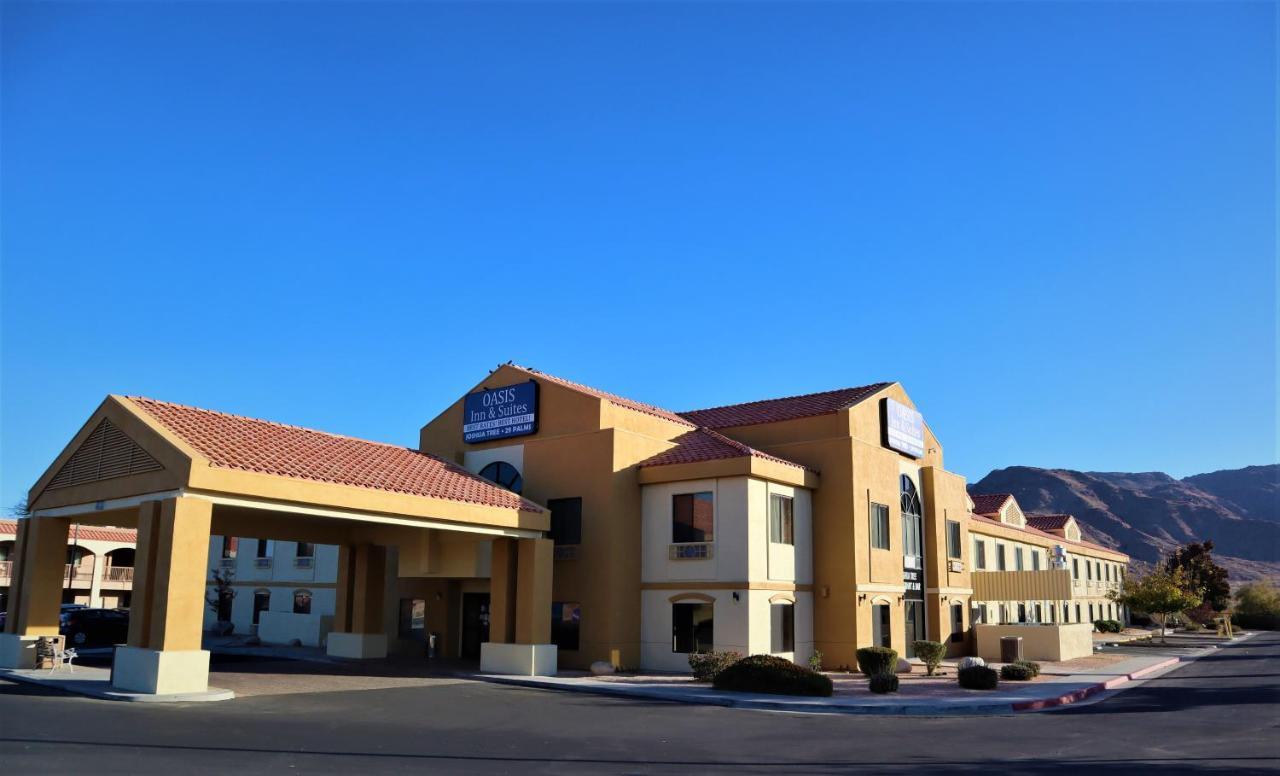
xmin=221 ymin=536 xmax=238 ymax=559
xmin=548 ymin=497 xmax=583 ymax=546
xmin=872 ymin=603 xmax=892 ymax=647
xmin=975 ymin=539 xmax=987 ymax=569
xmin=398 ymin=598 xmax=426 ymax=639
xmin=478 ymin=461 xmax=523 ymax=494
xmin=946 ymin=520 xmax=962 ymax=559
xmin=1032 ymin=551 xmax=1041 ymax=571
xmin=996 ymin=544 xmax=1007 ymax=571
xmin=252 ymin=590 xmax=270 ymax=625
xmin=552 ymin=602 xmax=581 ymax=651
xmin=769 ymin=494 xmax=794 ymax=545
xmin=672 ymin=492 xmax=714 ymax=543
xmin=672 ymin=602 xmax=714 ymax=653
xmin=771 ymin=602 xmax=795 ymax=653
xmin=950 ymin=602 xmax=964 ymax=643
xmin=1018 ymin=602 xmax=1027 ymax=623
xmin=293 ymin=589 xmax=312 ymax=615
xmin=295 ymin=542 xmax=314 ymax=559
xmin=870 ymin=503 xmax=890 ymax=550
xmin=1015 ymin=546 xmax=1024 ymax=571
xmin=256 ymin=539 xmax=272 ymax=558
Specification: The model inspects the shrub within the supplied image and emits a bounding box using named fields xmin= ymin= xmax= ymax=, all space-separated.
xmin=688 ymin=650 xmax=741 ymax=682
xmin=856 ymin=646 xmax=899 ymax=676
xmin=958 ymin=665 xmax=999 ymax=690
xmin=808 ymin=649 xmax=824 ymax=671
xmin=868 ymin=672 xmax=899 ymax=694
xmin=712 ymin=654 xmax=834 ymax=697
xmin=912 ymin=640 xmax=946 ymax=676
xmin=1000 ymin=663 xmax=1034 ymax=681
xmin=1093 ymin=619 xmax=1122 ymax=633
xmin=1013 ymin=659 xmax=1041 ymax=677
xmin=1235 ymin=582 xmax=1280 ymax=629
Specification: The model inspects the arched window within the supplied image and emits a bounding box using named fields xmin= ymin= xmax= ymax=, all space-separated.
xmin=293 ymin=589 xmax=312 ymax=615
xmin=252 ymin=590 xmax=271 ymax=625
xmin=900 ymin=474 xmax=921 ymax=518
xmin=478 ymin=461 xmax=523 ymax=494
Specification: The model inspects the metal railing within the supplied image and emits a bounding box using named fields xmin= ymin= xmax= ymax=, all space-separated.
xmin=63 ymin=563 xmax=93 ymax=582
xmin=105 ymin=566 xmax=134 ymax=583
xmin=668 ymin=542 xmax=713 ymax=560
xmin=0 ymin=560 xmax=10 ymax=581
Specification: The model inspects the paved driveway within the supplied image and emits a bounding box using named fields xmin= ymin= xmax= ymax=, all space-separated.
xmin=2 ymin=632 xmax=1277 ymax=774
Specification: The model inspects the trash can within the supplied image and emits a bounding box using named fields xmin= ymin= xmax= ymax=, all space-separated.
xmin=1000 ymin=636 xmax=1024 ymax=663
xmin=427 ymin=632 xmax=439 ymax=659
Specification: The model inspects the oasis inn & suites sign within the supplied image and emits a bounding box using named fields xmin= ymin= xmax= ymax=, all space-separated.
xmin=463 ymin=381 xmax=540 ymax=443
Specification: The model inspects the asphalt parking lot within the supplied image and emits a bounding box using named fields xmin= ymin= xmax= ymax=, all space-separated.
xmin=1 ymin=632 xmax=1277 ymax=774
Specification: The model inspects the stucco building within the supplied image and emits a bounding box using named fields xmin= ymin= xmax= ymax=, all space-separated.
xmin=2 ymin=363 xmax=1129 ymax=696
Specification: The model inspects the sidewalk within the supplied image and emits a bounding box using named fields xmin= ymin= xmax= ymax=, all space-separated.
xmin=0 ymin=662 xmax=234 ymax=703
xmin=481 ymin=635 xmax=1253 ymax=716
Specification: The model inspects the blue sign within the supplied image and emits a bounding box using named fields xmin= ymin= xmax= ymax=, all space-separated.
xmin=884 ymin=398 xmax=925 ymax=458
xmin=463 ymin=381 xmax=539 ymax=443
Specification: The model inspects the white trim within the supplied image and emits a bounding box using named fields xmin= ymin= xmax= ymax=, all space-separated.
xmin=926 ymin=587 xmax=974 ymax=595
xmin=31 ymin=488 xmax=541 ymax=539
xmin=856 ymin=583 xmax=906 ymax=594
xmin=30 ymin=490 xmax=182 ymax=518
xmin=183 ymin=490 xmax=542 ymax=539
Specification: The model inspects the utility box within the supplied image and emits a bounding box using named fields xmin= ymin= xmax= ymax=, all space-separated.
xmin=1000 ymin=636 xmax=1024 ymax=663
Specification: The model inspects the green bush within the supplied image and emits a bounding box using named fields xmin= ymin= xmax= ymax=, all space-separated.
xmin=1000 ymin=663 xmax=1034 ymax=681
xmin=958 ymin=665 xmax=999 ymax=690
xmin=912 ymin=640 xmax=946 ymax=676
xmin=1093 ymin=619 xmax=1122 ymax=633
xmin=808 ymin=649 xmax=824 ymax=671
xmin=856 ymin=646 xmax=899 ymax=676
xmin=1233 ymin=612 xmax=1280 ymax=630
xmin=1013 ymin=659 xmax=1041 ymax=677
xmin=1234 ymin=582 xmax=1280 ymax=629
xmin=688 ymin=650 xmax=741 ymax=682
xmin=712 ymin=654 xmax=834 ymax=697
xmin=868 ymin=672 xmax=899 ymax=694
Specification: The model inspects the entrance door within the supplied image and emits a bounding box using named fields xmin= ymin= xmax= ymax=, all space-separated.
xmin=904 ymin=600 xmax=925 ymax=656
xmin=460 ymin=593 xmax=490 ymax=660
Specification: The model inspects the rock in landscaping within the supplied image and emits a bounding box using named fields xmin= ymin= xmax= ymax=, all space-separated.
xmin=590 ymin=661 xmax=616 ymax=676
xmin=895 ymin=658 xmax=912 ymax=674
xmin=958 ymin=656 xmax=986 ymax=670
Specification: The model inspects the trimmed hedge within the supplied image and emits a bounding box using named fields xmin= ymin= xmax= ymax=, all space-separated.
xmin=912 ymin=640 xmax=946 ymax=676
xmin=1013 ymin=659 xmax=1041 ymax=678
xmin=713 ymin=655 xmax=834 ymax=697
xmin=856 ymin=647 xmax=899 ymax=676
xmin=1000 ymin=663 xmax=1034 ymax=681
xmin=1234 ymin=613 xmax=1280 ymax=630
xmin=688 ymin=650 xmax=741 ymax=682
xmin=1093 ymin=619 xmax=1123 ymax=633
xmin=958 ymin=665 xmax=999 ymax=690
xmin=868 ymin=672 xmax=899 ymax=694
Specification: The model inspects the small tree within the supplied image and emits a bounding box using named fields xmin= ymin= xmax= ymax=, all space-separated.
xmin=206 ymin=567 xmax=236 ymax=623
xmin=1110 ymin=567 xmax=1201 ymax=642
xmin=1166 ymin=541 xmax=1230 ymax=612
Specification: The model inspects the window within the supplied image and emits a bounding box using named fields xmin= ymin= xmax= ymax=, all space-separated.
xmin=293 ymin=589 xmax=312 ymax=615
xmin=951 ymin=603 xmax=965 ymax=643
xmin=252 ymin=590 xmax=270 ymax=625
xmin=1075 ymin=604 xmax=1082 ymax=623
xmin=900 ymin=476 xmax=923 ymax=558
xmin=295 ymin=542 xmax=314 ymax=558
xmin=672 ymin=492 xmax=714 ymax=543
xmin=769 ymin=494 xmax=794 ymax=545
xmin=1072 ymin=558 xmax=1079 ymax=579
xmin=1015 ymin=546 xmax=1024 ymax=571
xmin=996 ymin=544 xmax=1007 ymax=571
xmin=552 ymin=602 xmax=581 ymax=651
xmin=973 ymin=603 xmax=987 ymax=625
xmin=548 ymin=497 xmax=582 ymax=545
xmin=1088 ymin=603 xmax=1095 ymax=621
xmin=256 ymin=539 xmax=273 ymax=558
xmin=672 ymin=602 xmax=713 ymax=653
xmin=398 ymin=598 xmax=426 ymax=639
xmin=1034 ymin=603 xmax=1043 ymax=623
xmin=870 ymin=503 xmax=890 ymax=550
xmin=1018 ymin=603 xmax=1027 ymax=623
xmin=478 ymin=461 xmax=523 ymax=494
xmin=946 ymin=520 xmax=962 ymax=559
xmin=974 ymin=539 xmax=987 ymax=570
xmin=771 ymin=603 xmax=795 ymax=653
xmin=1086 ymin=561 xmax=1093 ymax=580
xmin=221 ymin=536 xmax=238 ymax=559
xmin=1032 ymin=551 xmax=1041 ymax=571
xmin=872 ymin=603 xmax=892 ymax=648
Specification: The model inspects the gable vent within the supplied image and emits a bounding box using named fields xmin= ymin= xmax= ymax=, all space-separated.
xmin=47 ymin=418 xmax=163 ymax=489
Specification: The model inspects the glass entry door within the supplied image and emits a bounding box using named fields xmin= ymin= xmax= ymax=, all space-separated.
xmin=904 ymin=600 xmax=925 ymax=657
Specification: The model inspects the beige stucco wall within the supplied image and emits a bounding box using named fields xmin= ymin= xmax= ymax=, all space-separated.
xmin=974 ymin=623 xmax=1095 ymax=662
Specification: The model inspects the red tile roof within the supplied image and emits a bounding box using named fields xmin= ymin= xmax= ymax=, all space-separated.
xmin=969 ymin=513 xmax=1125 ymax=558
xmin=970 ymin=493 xmax=1013 ymax=516
xmin=0 ymin=519 xmax=137 ymax=543
xmin=679 ymin=383 xmax=892 ymax=429
xmin=1026 ymin=514 xmax=1074 ymax=532
xmin=637 ymin=428 xmax=810 ymax=471
xmin=128 ymin=397 xmax=539 ymax=512
xmin=505 ymin=364 xmax=694 ymax=428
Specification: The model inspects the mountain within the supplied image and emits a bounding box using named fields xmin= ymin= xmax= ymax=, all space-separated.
xmin=968 ymin=465 xmax=1280 ymax=583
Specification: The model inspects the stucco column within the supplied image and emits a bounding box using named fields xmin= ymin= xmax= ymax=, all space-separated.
xmin=488 ymin=537 xmax=517 ymax=644
xmin=113 ymin=497 xmax=213 ymax=695
xmin=88 ymin=551 xmax=104 ymax=609
xmin=326 ymin=543 xmax=388 ymax=659
xmin=480 ymin=536 xmax=556 ymax=676
xmin=0 ymin=517 xmax=70 ymax=669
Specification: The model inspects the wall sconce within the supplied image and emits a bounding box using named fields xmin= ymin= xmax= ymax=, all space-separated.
xmin=732 ymin=592 xmax=740 ymax=602
xmin=941 ymin=595 xmax=949 ymax=603
xmin=897 ymin=595 xmax=905 ymax=604
xmin=857 ymin=593 xmax=868 ymax=603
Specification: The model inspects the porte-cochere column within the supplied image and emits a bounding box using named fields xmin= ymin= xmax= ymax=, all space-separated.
xmin=481 ymin=537 xmax=556 ymax=675
xmin=0 ymin=517 xmax=70 ymax=668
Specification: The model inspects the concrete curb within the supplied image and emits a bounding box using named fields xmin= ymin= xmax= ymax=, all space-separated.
xmin=0 ymin=668 xmax=236 ymax=703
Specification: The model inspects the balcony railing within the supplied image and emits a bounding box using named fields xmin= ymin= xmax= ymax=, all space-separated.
xmin=0 ymin=560 xmax=10 ymax=581
xmin=64 ymin=564 xmax=93 ymax=583
xmin=669 ymin=542 xmax=713 ymax=560
xmin=254 ymin=557 xmax=273 ymax=569
xmin=105 ymin=566 xmax=134 ymax=583
xmin=294 ymin=556 xmax=314 ymax=569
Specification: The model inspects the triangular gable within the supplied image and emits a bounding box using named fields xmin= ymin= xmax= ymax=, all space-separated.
xmin=46 ymin=418 xmax=163 ymax=489
xmin=1064 ymin=517 xmax=1081 ymax=542
xmin=1000 ymin=498 xmax=1026 ymax=528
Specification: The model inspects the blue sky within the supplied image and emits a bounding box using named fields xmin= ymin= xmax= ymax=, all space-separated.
xmin=2 ymin=1 xmax=1275 ymax=513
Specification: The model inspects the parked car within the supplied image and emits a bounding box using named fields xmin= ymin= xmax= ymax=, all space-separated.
xmin=60 ymin=608 xmax=129 ymax=648
xmin=0 ymin=603 xmax=85 ymax=632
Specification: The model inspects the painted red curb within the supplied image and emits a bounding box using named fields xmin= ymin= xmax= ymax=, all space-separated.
xmin=1011 ymin=657 xmax=1181 ymax=712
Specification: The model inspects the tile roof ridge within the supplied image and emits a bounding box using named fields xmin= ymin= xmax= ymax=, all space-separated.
xmin=500 ymin=363 xmax=695 ymax=427
xmin=678 ymin=381 xmax=894 ymax=416
xmin=690 ymin=427 xmax=811 ymax=471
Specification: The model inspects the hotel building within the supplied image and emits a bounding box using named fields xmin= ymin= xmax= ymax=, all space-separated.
xmin=2 ymin=364 xmax=1128 ymax=695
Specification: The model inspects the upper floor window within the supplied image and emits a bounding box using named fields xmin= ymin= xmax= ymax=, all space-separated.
xmin=221 ymin=536 xmax=238 ymax=559
xmin=996 ymin=543 xmax=1007 ymax=571
xmin=946 ymin=520 xmax=962 ymax=559
xmin=256 ymin=539 xmax=273 ymax=559
xmin=900 ymin=475 xmax=923 ymax=559
xmin=870 ymin=503 xmax=890 ymax=550
xmin=769 ymin=494 xmax=794 ymax=545
xmin=973 ymin=537 xmax=987 ymax=569
xmin=673 ymin=492 xmax=714 ymax=543
xmin=1031 ymin=550 xmax=1041 ymax=571
xmin=295 ymin=542 xmax=314 ymax=559
xmin=1073 ymin=557 xmax=1080 ymax=579
xmin=1014 ymin=546 xmax=1024 ymax=571
xmin=548 ymin=497 xmax=582 ymax=545
xmin=478 ymin=461 xmax=523 ymax=494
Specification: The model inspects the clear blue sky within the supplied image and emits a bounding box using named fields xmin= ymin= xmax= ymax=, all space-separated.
xmin=2 ymin=1 xmax=1275 ymax=514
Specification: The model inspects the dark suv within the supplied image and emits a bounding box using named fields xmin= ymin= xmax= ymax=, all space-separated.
xmin=60 ymin=608 xmax=129 ymax=648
